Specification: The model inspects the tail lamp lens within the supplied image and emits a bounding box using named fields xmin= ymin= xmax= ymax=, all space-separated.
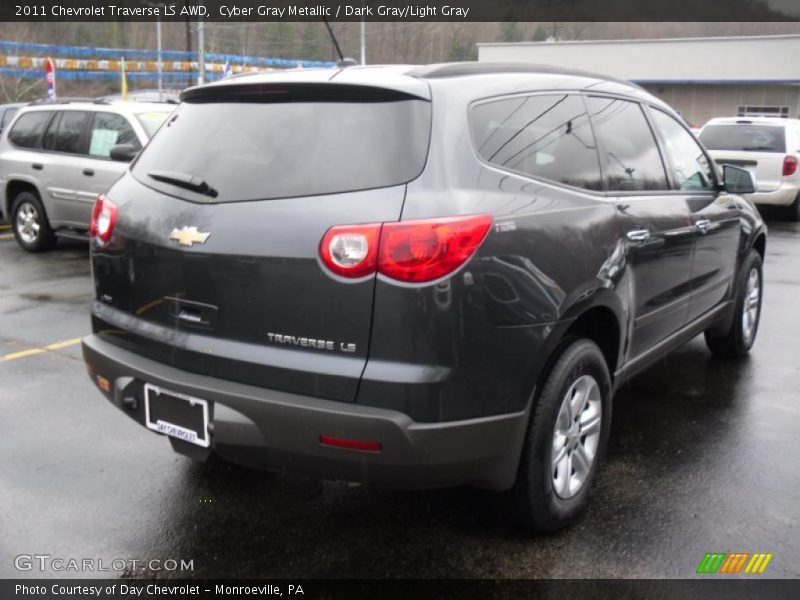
xmin=783 ymin=155 xmax=798 ymax=177
xmin=319 ymin=215 xmax=492 ymax=284
xmin=319 ymin=224 xmax=381 ymax=278
xmin=89 ymin=195 xmax=118 ymax=245
xmin=380 ymin=215 xmax=493 ymax=283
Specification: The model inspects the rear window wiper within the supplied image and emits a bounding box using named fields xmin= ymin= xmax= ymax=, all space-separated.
xmin=147 ymin=170 xmax=219 ymax=198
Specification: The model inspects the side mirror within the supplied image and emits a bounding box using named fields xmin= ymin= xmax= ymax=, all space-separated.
xmin=722 ymin=164 xmax=756 ymax=195
xmin=109 ymin=143 xmax=139 ymax=162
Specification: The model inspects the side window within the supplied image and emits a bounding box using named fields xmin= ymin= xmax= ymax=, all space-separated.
xmin=42 ymin=111 xmax=61 ymax=150
xmin=650 ymin=109 xmax=714 ymax=191
xmin=89 ymin=112 xmax=140 ymax=158
xmin=8 ymin=111 xmax=53 ymax=149
xmin=53 ymin=111 xmax=88 ymax=154
xmin=471 ymin=94 xmax=603 ymax=191
xmin=586 ymin=97 xmax=669 ymax=192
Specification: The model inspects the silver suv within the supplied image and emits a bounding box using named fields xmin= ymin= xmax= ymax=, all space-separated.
xmin=0 ymin=100 xmax=171 ymax=251
xmin=700 ymin=116 xmax=800 ymax=221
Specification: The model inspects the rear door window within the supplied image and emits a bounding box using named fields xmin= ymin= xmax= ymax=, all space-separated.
xmin=700 ymin=124 xmax=786 ymax=153
xmin=51 ymin=111 xmax=88 ymax=154
xmin=585 ymin=97 xmax=669 ymax=192
xmin=89 ymin=112 xmax=140 ymax=158
xmin=132 ymin=90 xmax=432 ymax=202
xmin=8 ymin=111 xmax=53 ymax=149
xmin=650 ymin=109 xmax=715 ymax=191
xmin=471 ymin=93 xmax=603 ymax=191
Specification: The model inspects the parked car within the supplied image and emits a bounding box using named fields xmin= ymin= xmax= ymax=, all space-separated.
xmin=81 ymin=64 xmax=766 ymax=531
xmin=0 ymin=100 xmax=172 ymax=250
xmin=700 ymin=116 xmax=800 ymax=220
xmin=0 ymin=102 xmax=26 ymax=136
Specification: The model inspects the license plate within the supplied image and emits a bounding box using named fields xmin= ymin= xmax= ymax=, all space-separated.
xmin=144 ymin=384 xmax=210 ymax=448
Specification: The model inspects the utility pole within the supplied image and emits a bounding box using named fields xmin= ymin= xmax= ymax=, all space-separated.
xmin=197 ymin=20 xmax=206 ymax=84
xmin=156 ymin=17 xmax=163 ymax=100
xmin=360 ymin=3 xmax=366 ymax=65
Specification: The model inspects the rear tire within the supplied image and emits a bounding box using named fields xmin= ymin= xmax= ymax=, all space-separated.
xmin=705 ymin=250 xmax=763 ymax=357
xmin=787 ymin=193 xmax=800 ymax=222
xmin=11 ymin=191 xmax=55 ymax=253
xmin=513 ymin=338 xmax=612 ymax=532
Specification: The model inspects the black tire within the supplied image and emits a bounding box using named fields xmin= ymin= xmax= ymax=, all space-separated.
xmin=10 ymin=190 xmax=55 ymax=253
xmin=705 ymin=250 xmax=763 ymax=357
xmin=513 ymin=338 xmax=612 ymax=532
xmin=787 ymin=193 xmax=800 ymax=222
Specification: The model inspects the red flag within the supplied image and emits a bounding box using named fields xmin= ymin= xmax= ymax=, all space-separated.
xmin=44 ymin=57 xmax=56 ymax=100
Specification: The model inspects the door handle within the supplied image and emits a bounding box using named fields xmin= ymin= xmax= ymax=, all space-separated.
xmin=626 ymin=229 xmax=651 ymax=243
xmin=32 ymin=163 xmax=43 ymax=170
xmin=695 ymin=219 xmax=711 ymax=234
xmin=83 ymin=169 xmax=94 ymax=177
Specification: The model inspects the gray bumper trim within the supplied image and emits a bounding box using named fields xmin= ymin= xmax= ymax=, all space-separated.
xmin=82 ymin=335 xmax=529 ymax=491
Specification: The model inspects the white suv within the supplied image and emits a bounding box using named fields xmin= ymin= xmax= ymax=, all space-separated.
xmin=0 ymin=100 xmax=172 ymax=251
xmin=700 ymin=117 xmax=800 ymax=220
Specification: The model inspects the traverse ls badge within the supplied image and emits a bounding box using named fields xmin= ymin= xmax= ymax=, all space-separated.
xmin=169 ymin=226 xmax=210 ymax=247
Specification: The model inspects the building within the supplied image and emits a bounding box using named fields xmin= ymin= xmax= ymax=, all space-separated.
xmin=477 ymin=35 xmax=800 ymax=127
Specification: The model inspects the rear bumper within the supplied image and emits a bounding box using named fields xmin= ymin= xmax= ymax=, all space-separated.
xmin=749 ymin=182 xmax=800 ymax=206
xmin=82 ymin=334 xmax=529 ymax=491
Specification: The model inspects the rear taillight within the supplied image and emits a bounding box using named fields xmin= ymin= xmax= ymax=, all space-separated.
xmin=319 ymin=223 xmax=381 ymax=279
xmin=783 ymin=155 xmax=798 ymax=177
xmin=89 ymin=194 xmax=118 ymax=246
xmin=319 ymin=215 xmax=492 ymax=284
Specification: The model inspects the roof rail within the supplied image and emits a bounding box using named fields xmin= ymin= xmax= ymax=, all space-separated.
xmin=27 ymin=97 xmax=109 ymax=106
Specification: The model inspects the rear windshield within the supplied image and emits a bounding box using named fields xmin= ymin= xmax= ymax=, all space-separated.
xmin=700 ymin=124 xmax=786 ymax=153
xmin=132 ymin=96 xmax=431 ymax=202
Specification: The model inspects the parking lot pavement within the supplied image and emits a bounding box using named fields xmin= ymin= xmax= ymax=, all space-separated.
xmin=1 ymin=216 xmax=798 ymax=580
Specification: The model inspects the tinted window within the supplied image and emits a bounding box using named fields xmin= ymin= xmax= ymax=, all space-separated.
xmin=42 ymin=112 xmax=60 ymax=150
xmin=1 ymin=107 xmax=18 ymax=128
xmin=651 ymin=110 xmax=714 ymax=191
xmin=586 ymin=97 xmax=668 ymax=191
xmin=700 ymin=124 xmax=786 ymax=153
xmin=53 ymin=111 xmax=87 ymax=154
xmin=89 ymin=112 xmax=140 ymax=158
xmin=8 ymin=111 xmax=52 ymax=149
xmin=132 ymin=98 xmax=432 ymax=202
xmin=471 ymin=94 xmax=602 ymax=190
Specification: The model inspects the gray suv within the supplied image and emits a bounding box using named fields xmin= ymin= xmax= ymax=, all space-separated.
xmin=0 ymin=100 xmax=171 ymax=251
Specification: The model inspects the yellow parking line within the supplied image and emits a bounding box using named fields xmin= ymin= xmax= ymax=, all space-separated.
xmin=2 ymin=337 xmax=81 ymax=362
xmin=0 ymin=223 xmax=11 ymax=230
xmin=0 ymin=233 xmax=14 ymax=240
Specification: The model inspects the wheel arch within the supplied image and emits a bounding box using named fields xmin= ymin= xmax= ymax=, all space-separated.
xmin=5 ymin=178 xmax=43 ymax=219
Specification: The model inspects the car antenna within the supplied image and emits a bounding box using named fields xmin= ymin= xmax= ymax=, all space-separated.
xmin=321 ymin=17 xmax=344 ymax=61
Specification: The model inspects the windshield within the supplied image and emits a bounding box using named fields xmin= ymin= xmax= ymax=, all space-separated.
xmin=132 ymin=96 xmax=431 ymax=202
xmin=700 ymin=124 xmax=786 ymax=153
xmin=136 ymin=112 xmax=171 ymax=138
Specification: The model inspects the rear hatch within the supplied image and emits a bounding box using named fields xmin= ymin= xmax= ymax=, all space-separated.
xmin=700 ymin=121 xmax=787 ymax=192
xmin=91 ymin=79 xmax=431 ymax=402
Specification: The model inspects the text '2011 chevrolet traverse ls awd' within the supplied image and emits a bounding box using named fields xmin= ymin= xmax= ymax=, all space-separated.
xmin=82 ymin=64 xmax=766 ymax=531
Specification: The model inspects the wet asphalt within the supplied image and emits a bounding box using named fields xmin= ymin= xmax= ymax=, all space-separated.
xmin=0 ymin=214 xmax=798 ymax=580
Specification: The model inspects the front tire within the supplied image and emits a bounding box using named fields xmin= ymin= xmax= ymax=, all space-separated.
xmin=11 ymin=191 xmax=55 ymax=253
xmin=513 ymin=339 xmax=612 ymax=532
xmin=705 ymin=249 xmax=763 ymax=357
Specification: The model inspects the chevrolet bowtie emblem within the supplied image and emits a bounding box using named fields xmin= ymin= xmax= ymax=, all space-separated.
xmin=169 ymin=226 xmax=211 ymax=247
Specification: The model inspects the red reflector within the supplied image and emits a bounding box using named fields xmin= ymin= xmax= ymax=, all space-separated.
xmin=319 ymin=434 xmax=382 ymax=452
xmin=783 ymin=155 xmax=798 ymax=177
xmin=96 ymin=374 xmax=111 ymax=393
xmin=89 ymin=194 xmax=118 ymax=246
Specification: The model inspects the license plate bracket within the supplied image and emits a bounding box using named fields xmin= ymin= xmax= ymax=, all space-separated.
xmin=144 ymin=384 xmax=210 ymax=448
